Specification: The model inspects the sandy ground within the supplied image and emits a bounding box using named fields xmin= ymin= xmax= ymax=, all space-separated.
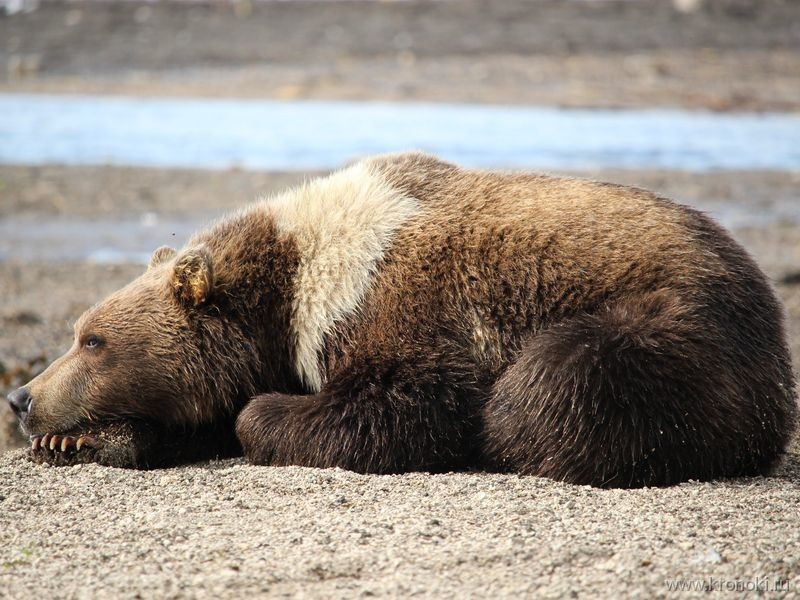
xmin=1 ymin=447 xmax=799 ymax=598
xmin=3 ymin=0 xmax=800 ymax=111
xmin=2 ymin=0 xmax=800 ymax=597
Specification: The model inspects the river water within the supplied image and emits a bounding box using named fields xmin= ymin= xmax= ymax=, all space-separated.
xmin=2 ymin=94 xmax=799 ymax=264
xmin=3 ymin=94 xmax=799 ymax=172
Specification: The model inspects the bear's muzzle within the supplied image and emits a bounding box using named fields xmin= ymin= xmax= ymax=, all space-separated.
xmin=7 ymin=387 xmax=32 ymax=421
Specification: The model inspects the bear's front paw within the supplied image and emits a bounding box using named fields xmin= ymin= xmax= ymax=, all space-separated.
xmin=28 ymin=422 xmax=159 ymax=469
xmin=29 ymin=433 xmax=102 ymax=466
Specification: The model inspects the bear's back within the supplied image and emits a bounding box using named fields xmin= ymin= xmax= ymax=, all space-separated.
xmin=363 ymin=152 xmax=729 ymax=331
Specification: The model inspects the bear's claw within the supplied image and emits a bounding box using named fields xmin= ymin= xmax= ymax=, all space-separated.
xmin=30 ymin=434 xmax=100 ymax=453
xmin=75 ymin=436 xmax=94 ymax=451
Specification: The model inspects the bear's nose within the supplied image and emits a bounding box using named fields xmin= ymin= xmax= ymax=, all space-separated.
xmin=7 ymin=387 xmax=32 ymax=417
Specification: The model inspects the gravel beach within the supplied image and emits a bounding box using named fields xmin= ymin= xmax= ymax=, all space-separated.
xmin=3 ymin=0 xmax=800 ymax=111
xmin=2 ymin=445 xmax=799 ymax=598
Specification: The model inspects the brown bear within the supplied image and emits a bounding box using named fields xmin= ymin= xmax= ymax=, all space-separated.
xmin=6 ymin=152 xmax=798 ymax=487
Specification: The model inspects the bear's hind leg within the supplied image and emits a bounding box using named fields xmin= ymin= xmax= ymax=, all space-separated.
xmin=480 ymin=291 xmax=796 ymax=488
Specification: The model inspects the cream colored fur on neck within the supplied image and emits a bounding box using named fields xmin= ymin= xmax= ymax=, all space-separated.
xmin=266 ymin=162 xmax=419 ymax=392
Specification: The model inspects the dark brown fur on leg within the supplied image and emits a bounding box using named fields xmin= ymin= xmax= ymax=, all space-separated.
xmin=236 ymin=361 xmax=480 ymax=474
xmin=481 ymin=291 xmax=797 ymax=488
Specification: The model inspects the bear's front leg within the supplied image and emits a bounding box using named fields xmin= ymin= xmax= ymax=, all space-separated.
xmin=29 ymin=418 xmax=241 ymax=469
xmin=235 ymin=372 xmax=478 ymax=474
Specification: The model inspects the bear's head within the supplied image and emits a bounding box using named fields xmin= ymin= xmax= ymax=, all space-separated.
xmin=6 ymin=244 xmax=262 ymax=438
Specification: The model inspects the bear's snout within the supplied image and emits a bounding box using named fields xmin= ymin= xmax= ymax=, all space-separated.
xmin=7 ymin=387 xmax=32 ymax=420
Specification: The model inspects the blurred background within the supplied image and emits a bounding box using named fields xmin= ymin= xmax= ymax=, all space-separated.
xmin=1 ymin=0 xmax=799 ymax=450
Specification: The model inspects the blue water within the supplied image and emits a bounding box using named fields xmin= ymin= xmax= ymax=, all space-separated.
xmin=2 ymin=94 xmax=799 ymax=171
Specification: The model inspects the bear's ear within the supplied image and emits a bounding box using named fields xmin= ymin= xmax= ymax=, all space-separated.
xmin=148 ymin=245 xmax=177 ymax=270
xmin=171 ymin=245 xmax=214 ymax=307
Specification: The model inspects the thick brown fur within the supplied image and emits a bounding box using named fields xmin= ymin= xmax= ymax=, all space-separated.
xmin=12 ymin=153 xmax=797 ymax=487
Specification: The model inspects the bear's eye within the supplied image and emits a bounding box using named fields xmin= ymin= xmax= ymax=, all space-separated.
xmin=83 ymin=335 xmax=104 ymax=350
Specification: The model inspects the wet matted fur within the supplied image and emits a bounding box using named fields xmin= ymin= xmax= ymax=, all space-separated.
xmin=13 ymin=152 xmax=798 ymax=488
